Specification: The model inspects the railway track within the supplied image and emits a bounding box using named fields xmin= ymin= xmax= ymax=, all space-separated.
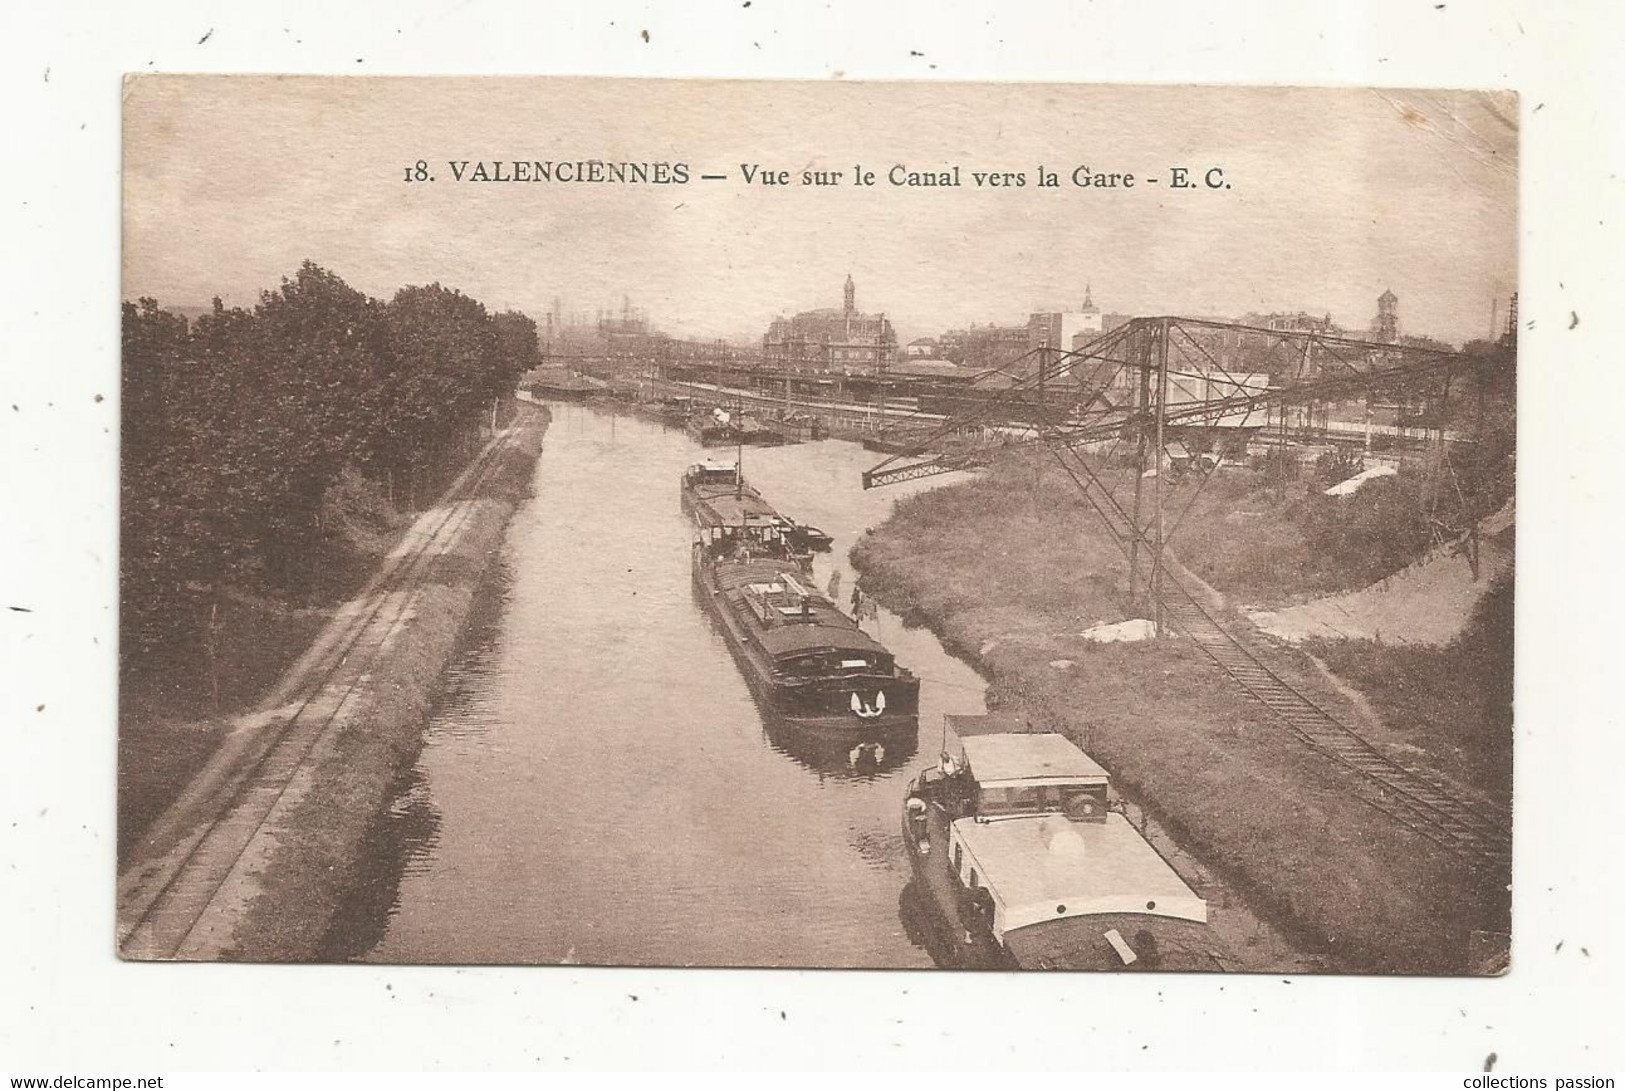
xmin=1154 ymin=576 xmax=1511 ymax=867
xmin=116 ymin=414 xmax=530 ymax=959
xmin=1033 ymin=439 xmax=1510 ymax=868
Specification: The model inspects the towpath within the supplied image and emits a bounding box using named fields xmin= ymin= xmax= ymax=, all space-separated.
xmin=116 ymin=413 xmax=536 ymax=960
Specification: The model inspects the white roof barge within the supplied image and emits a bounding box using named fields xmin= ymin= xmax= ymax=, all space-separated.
xmin=907 ymin=714 xmax=1227 ymax=970
xmin=950 ymin=734 xmax=1207 ymax=938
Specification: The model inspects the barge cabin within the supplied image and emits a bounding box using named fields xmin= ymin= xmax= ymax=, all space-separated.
xmin=681 ymin=459 xmax=760 ymax=516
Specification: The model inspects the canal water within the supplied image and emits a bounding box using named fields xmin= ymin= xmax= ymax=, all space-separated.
xmin=359 ymin=403 xmax=987 ymax=967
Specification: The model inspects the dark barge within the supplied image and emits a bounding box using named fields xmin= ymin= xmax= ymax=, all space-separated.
xmin=685 ymin=479 xmax=918 ymax=733
xmin=686 ymin=406 xmax=790 ymax=447
xmin=694 ymin=548 xmax=920 ymax=730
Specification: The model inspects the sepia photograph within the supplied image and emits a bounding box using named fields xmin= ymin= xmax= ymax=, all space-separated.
xmin=116 ymin=76 xmax=1517 ymax=975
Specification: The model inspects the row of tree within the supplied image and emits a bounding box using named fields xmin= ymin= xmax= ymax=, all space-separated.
xmin=122 ymin=261 xmax=539 ymax=656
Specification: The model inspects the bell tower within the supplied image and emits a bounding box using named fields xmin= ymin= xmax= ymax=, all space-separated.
xmin=1375 ymin=288 xmax=1399 ymax=342
xmin=843 ymin=273 xmax=856 ymax=315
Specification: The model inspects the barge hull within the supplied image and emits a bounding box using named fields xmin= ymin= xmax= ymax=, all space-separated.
xmin=693 ymin=552 xmax=919 ymax=734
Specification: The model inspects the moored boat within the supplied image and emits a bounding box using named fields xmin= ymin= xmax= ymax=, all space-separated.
xmin=901 ymin=714 xmax=1231 ymax=971
xmin=657 ymin=395 xmax=697 ymax=427
xmin=687 ymin=406 xmax=747 ymax=446
xmin=632 ymin=395 xmax=693 ymax=428
xmin=774 ymin=516 xmax=834 ymax=553
xmin=693 ymin=547 xmax=920 ymax=731
xmin=683 ymin=461 xmax=916 ymax=733
xmin=527 ymin=369 xmax=606 ymax=401
xmin=762 ymin=412 xmax=827 ymax=444
xmin=681 ymin=459 xmax=762 ymax=517
xmin=860 ymin=432 xmax=933 ymax=456
xmin=737 ymin=415 xmax=790 ymax=446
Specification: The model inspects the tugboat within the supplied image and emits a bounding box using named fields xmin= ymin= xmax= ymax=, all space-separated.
xmin=901 ymin=714 xmax=1231 ymax=971
xmin=774 ymin=515 xmax=834 ymax=553
xmin=655 ymin=395 xmax=697 ymax=428
xmin=690 ymin=490 xmax=918 ymax=732
xmin=687 ymin=406 xmax=746 ymax=447
xmin=737 ymin=415 xmax=790 ymax=446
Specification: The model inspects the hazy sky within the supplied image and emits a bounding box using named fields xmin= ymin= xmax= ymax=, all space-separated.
xmin=124 ymin=77 xmax=1517 ymax=345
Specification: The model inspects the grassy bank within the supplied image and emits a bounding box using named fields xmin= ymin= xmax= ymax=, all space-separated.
xmin=116 ymin=596 xmax=329 ymax=860
xmin=852 ymin=459 xmax=1511 ymax=974
xmin=952 ymin=450 xmax=1484 ymax=608
xmin=221 ymin=408 xmax=548 ymax=961
xmin=1304 ymin=576 xmax=1514 ymax=802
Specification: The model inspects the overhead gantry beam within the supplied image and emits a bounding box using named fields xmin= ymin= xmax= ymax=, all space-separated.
xmin=862 ymin=315 xmax=1480 ymax=489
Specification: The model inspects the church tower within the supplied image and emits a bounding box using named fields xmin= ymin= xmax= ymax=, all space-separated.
xmin=1375 ymin=288 xmax=1399 ymax=342
xmin=844 ymin=273 xmax=856 ymax=315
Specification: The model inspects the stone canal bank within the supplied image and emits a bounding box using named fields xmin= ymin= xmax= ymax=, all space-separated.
xmin=116 ymin=404 xmax=550 ymax=961
xmin=850 ymin=464 xmax=1511 ymax=975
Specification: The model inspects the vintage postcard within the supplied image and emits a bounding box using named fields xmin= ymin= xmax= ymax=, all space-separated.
xmin=118 ymin=76 xmax=1516 ymax=973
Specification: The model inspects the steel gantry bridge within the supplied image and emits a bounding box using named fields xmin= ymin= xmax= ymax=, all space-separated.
xmin=861 ymin=316 xmax=1477 ymax=487
xmin=861 ymin=315 xmax=1492 ymax=600
xmin=859 ymin=315 xmax=1511 ymax=865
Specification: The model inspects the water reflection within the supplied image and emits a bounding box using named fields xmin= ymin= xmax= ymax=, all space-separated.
xmin=320 ymin=764 xmax=443 ymax=960
xmin=898 ymin=879 xmax=954 ymax=967
xmin=423 ymin=562 xmax=517 ymax=745
xmin=759 ymin=711 xmax=920 ymax=780
xmin=359 ymin=403 xmax=987 ymax=968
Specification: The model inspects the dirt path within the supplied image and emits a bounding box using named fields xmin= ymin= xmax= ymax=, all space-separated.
xmin=1247 ymin=504 xmax=1513 ymax=646
xmin=117 ymin=409 xmax=545 ymax=960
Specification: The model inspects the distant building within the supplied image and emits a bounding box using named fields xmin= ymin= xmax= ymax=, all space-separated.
xmin=762 ymin=274 xmax=897 ymax=372
xmin=937 ymin=323 xmax=1030 ymax=373
xmin=1029 ymin=285 xmax=1108 ymax=355
xmin=1008 ymin=285 xmax=1121 ymax=390
xmin=1247 ymin=310 xmax=1339 ymax=334
xmin=1372 ymin=289 xmax=1400 ymax=343
xmin=1079 ymin=283 xmax=1104 ymax=333
xmin=542 ymin=295 xmax=669 ymax=368
xmin=905 ymin=337 xmax=938 ymax=358
xmin=1027 ymin=312 xmax=1091 ymax=356
xmin=1028 ymin=284 xmax=1116 ymax=358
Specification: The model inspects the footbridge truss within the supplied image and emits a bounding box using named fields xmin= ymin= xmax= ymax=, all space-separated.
xmin=861 ymin=316 xmax=1477 ymax=490
xmin=858 ymin=316 xmax=1509 ymax=865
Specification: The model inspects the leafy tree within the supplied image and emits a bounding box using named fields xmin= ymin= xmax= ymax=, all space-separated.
xmin=491 ymin=309 xmax=540 ymax=397
xmin=244 ymin=262 xmax=390 ymax=592
xmin=122 ymin=298 xmax=200 ymax=652
xmin=374 ymin=283 xmax=497 ymax=499
xmin=121 ymin=262 xmax=540 ymax=661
